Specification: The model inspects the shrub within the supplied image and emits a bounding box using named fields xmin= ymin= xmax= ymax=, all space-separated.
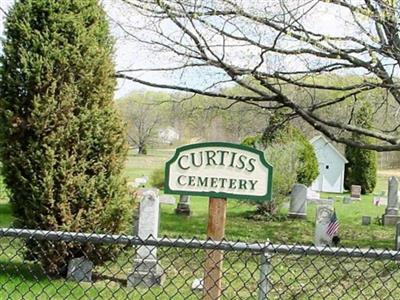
xmin=294 ymin=130 xmax=319 ymax=186
xmin=0 ymin=0 xmax=130 ymax=275
xmin=344 ymin=103 xmax=377 ymax=194
xmin=257 ymin=142 xmax=298 ymax=216
xmin=150 ymin=168 xmax=165 ymax=189
xmin=241 ymin=135 xmax=261 ymax=149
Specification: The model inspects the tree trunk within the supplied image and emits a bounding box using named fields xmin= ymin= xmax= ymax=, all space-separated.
xmin=138 ymin=143 xmax=147 ymax=155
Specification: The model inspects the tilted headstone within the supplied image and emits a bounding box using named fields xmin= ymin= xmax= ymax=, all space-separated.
xmin=67 ymin=257 xmax=93 ymax=282
xmin=128 ymin=189 xmax=164 ymax=287
xmin=383 ymin=177 xmax=400 ymax=226
xmin=175 ymin=195 xmax=192 ymax=216
xmin=314 ymin=205 xmax=334 ymax=247
xmin=396 ymin=223 xmax=400 ymax=251
xmin=351 ymin=185 xmax=361 ymax=200
xmin=288 ymin=184 xmax=307 ymax=219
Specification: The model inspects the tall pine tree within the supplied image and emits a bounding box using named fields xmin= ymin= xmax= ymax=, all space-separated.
xmin=344 ymin=103 xmax=377 ymax=194
xmin=0 ymin=0 xmax=130 ymax=274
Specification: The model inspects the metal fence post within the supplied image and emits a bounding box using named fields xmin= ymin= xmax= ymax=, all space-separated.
xmin=258 ymin=243 xmax=271 ymax=300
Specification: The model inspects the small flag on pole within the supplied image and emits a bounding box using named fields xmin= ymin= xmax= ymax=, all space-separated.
xmin=326 ymin=210 xmax=339 ymax=237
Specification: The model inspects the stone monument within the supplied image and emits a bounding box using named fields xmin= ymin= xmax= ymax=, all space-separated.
xmin=67 ymin=257 xmax=93 ymax=282
xmin=288 ymin=184 xmax=307 ymax=219
xmin=383 ymin=177 xmax=400 ymax=226
xmin=314 ymin=205 xmax=334 ymax=246
xmin=351 ymin=185 xmax=361 ymax=201
xmin=128 ymin=189 xmax=164 ymax=287
xmin=175 ymin=195 xmax=191 ymax=216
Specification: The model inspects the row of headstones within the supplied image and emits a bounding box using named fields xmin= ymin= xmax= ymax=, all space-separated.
xmin=289 ymin=177 xmax=400 ymax=226
xmin=67 ymin=189 xmax=192 ymax=285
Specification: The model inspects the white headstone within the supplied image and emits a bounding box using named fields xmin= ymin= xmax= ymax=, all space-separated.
xmin=128 ymin=189 xmax=164 ymax=287
xmin=314 ymin=205 xmax=334 ymax=247
xmin=306 ymin=188 xmax=320 ymax=200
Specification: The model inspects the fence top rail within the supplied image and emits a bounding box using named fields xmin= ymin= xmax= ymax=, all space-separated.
xmin=1 ymin=227 xmax=400 ymax=260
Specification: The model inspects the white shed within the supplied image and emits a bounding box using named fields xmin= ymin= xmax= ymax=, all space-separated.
xmin=310 ymin=135 xmax=348 ymax=193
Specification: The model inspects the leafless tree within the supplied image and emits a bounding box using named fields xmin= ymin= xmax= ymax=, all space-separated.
xmin=114 ymin=0 xmax=400 ymax=151
xmin=118 ymin=97 xmax=162 ymax=154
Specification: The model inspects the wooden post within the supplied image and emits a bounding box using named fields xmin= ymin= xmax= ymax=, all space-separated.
xmin=203 ymin=197 xmax=227 ymax=300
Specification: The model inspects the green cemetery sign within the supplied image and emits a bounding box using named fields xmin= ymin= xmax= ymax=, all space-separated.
xmin=164 ymin=142 xmax=273 ymax=202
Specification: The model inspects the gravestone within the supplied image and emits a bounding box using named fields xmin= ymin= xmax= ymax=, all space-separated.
xmin=383 ymin=177 xmax=400 ymax=226
xmin=128 ymin=189 xmax=164 ymax=287
xmin=396 ymin=223 xmax=400 ymax=250
xmin=314 ymin=205 xmax=334 ymax=246
xmin=288 ymin=184 xmax=307 ymax=219
xmin=159 ymin=194 xmax=176 ymax=205
xmin=361 ymin=216 xmax=371 ymax=226
xmin=351 ymin=185 xmax=361 ymax=200
xmin=342 ymin=196 xmax=351 ymax=204
xmin=67 ymin=257 xmax=93 ymax=282
xmin=306 ymin=188 xmax=320 ymax=200
xmin=175 ymin=195 xmax=191 ymax=216
xmin=308 ymin=198 xmax=334 ymax=207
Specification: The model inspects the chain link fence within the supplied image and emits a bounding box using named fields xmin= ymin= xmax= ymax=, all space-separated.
xmin=1 ymin=228 xmax=400 ymax=299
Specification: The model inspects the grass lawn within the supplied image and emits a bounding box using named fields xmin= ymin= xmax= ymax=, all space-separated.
xmin=1 ymin=149 xmax=400 ymax=299
xmin=1 ymin=148 xmax=398 ymax=249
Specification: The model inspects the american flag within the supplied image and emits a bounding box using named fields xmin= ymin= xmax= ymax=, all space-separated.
xmin=326 ymin=210 xmax=339 ymax=237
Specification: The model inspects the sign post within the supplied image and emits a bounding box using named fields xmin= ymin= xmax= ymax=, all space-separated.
xmin=203 ymin=197 xmax=227 ymax=300
xmin=165 ymin=142 xmax=273 ymax=299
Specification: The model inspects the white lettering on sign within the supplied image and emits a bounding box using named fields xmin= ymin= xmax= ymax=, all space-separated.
xmin=165 ymin=143 xmax=273 ymax=201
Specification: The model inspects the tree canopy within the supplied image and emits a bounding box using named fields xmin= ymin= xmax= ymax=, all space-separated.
xmin=115 ymin=0 xmax=400 ymax=151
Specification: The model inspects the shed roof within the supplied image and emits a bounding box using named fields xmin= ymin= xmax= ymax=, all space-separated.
xmin=310 ymin=135 xmax=348 ymax=163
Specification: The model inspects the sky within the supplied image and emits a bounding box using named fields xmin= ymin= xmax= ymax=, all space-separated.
xmin=0 ymin=0 xmax=356 ymax=99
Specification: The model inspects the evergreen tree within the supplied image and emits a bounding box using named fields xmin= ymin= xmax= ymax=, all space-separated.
xmin=0 ymin=0 xmax=130 ymax=274
xmin=344 ymin=103 xmax=377 ymax=194
xmin=262 ymin=112 xmax=319 ymax=186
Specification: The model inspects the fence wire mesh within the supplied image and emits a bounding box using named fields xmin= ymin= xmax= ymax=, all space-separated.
xmin=1 ymin=228 xmax=400 ymax=299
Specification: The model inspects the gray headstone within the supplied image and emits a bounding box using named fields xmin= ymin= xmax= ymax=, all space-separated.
xmin=361 ymin=216 xmax=371 ymax=226
xmin=383 ymin=177 xmax=400 ymax=226
xmin=288 ymin=184 xmax=307 ymax=219
xmin=314 ymin=205 xmax=334 ymax=247
xmin=67 ymin=257 xmax=93 ymax=282
xmin=175 ymin=195 xmax=192 ymax=216
xmin=342 ymin=196 xmax=351 ymax=204
xmin=128 ymin=189 xmax=164 ymax=287
xmin=159 ymin=194 xmax=176 ymax=205
xmin=351 ymin=185 xmax=361 ymax=199
xmin=308 ymin=198 xmax=334 ymax=207
xmin=396 ymin=223 xmax=400 ymax=251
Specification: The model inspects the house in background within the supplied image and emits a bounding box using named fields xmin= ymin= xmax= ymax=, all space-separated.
xmin=310 ymin=135 xmax=348 ymax=193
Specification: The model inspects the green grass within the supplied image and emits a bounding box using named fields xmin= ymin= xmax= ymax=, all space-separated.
xmin=0 ymin=148 xmax=398 ymax=248
xmin=1 ymin=148 xmax=400 ymax=298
